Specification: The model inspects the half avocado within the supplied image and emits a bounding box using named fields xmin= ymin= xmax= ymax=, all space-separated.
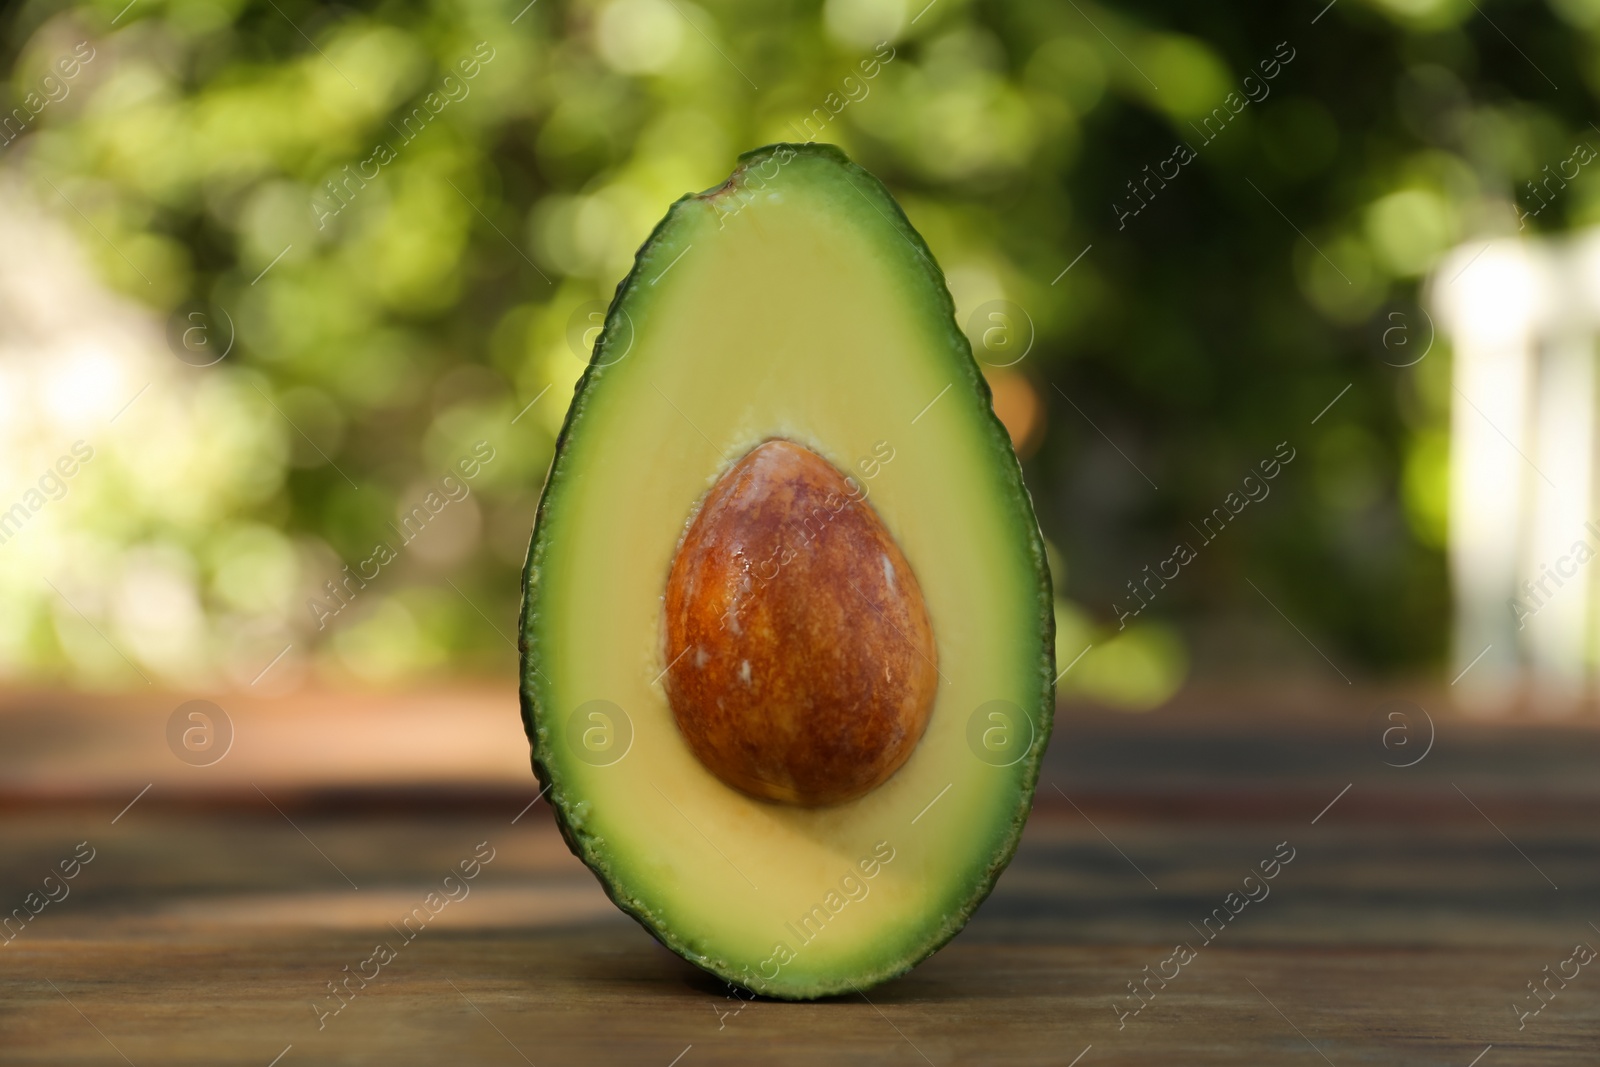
xmin=519 ymin=142 xmax=1054 ymax=1000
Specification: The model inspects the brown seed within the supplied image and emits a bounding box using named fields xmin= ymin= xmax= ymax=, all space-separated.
xmin=663 ymin=439 xmax=939 ymax=807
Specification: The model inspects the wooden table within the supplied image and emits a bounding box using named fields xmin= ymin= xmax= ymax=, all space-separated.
xmin=1 ymin=685 xmax=1596 ymax=1064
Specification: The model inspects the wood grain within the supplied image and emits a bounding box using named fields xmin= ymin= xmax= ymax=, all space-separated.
xmin=0 ymin=688 xmax=1596 ymax=1064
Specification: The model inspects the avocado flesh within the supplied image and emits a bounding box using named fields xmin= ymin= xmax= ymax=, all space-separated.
xmin=520 ymin=143 xmax=1055 ymax=999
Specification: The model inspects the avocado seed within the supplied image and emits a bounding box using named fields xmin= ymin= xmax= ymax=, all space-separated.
xmin=662 ymin=439 xmax=938 ymax=806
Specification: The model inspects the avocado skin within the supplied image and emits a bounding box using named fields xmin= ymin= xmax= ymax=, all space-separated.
xmin=518 ymin=142 xmax=1056 ymax=1000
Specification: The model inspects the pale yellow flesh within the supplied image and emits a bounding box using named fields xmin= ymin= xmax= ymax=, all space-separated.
xmin=534 ymin=169 xmax=1041 ymax=986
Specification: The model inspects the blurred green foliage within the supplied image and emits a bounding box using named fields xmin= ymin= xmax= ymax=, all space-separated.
xmin=0 ymin=0 xmax=1589 ymax=691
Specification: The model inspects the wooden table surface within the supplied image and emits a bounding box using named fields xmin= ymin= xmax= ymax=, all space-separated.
xmin=1 ymin=685 xmax=1597 ymax=1064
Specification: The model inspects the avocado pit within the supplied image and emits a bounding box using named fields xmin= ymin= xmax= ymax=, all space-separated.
xmin=663 ymin=439 xmax=938 ymax=806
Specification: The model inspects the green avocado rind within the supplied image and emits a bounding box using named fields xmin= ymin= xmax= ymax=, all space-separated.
xmin=518 ymin=142 xmax=1055 ymax=1000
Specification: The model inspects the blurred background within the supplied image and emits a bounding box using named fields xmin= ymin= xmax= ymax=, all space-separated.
xmin=6 ymin=2 xmax=1600 ymax=1062
xmin=0 ymin=0 xmax=1583 ymax=714
xmin=3 ymin=0 xmax=1593 ymax=716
